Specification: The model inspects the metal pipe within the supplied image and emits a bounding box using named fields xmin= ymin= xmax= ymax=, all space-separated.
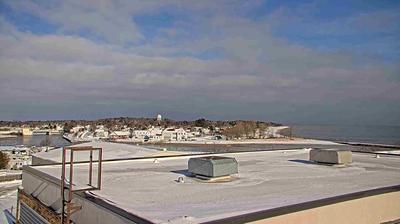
xmin=67 ymin=150 xmax=74 ymax=224
xmin=89 ymin=149 xmax=93 ymax=186
xmin=69 ymin=150 xmax=74 ymax=198
xmin=61 ymin=147 xmax=66 ymax=224
xmin=98 ymin=148 xmax=103 ymax=189
xmin=15 ymin=188 xmax=20 ymax=224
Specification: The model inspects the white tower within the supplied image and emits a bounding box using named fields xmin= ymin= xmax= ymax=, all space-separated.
xmin=157 ymin=114 xmax=162 ymax=121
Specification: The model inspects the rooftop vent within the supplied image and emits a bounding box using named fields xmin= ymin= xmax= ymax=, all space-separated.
xmin=188 ymin=156 xmax=238 ymax=181
xmin=310 ymin=149 xmax=352 ymax=165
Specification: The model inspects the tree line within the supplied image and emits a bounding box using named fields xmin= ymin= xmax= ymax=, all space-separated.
xmin=222 ymin=121 xmax=270 ymax=139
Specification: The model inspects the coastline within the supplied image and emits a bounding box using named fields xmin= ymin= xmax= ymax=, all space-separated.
xmin=140 ymin=137 xmax=342 ymax=146
xmin=135 ymin=138 xmax=400 ymax=154
xmin=0 ymin=135 xmax=17 ymax=139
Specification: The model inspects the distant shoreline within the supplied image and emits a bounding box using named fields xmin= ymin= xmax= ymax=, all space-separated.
xmin=0 ymin=135 xmax=17 ymax=139
xmin=125 ymin=137 xmax=342 ymax=147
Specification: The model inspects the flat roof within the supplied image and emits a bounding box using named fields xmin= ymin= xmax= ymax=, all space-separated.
xmin=32 ymin=142 xmax=196 ymax=163
xmin=28 ymin=149 xmax=400 ymax=223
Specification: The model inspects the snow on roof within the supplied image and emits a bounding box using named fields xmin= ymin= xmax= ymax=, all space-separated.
xmin=110 ymin=131 xmax=130 ymax=135
xmin=30 ymin=149 xmax=400 ymax=223
xmin=32 ymin=141 xmax=197 ymax=163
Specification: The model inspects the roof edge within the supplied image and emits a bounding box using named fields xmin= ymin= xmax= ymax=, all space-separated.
xmin=202 ymin=184 xmax=400 ymax=224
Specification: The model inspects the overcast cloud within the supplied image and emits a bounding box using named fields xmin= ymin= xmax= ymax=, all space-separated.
xmin=0 ymin=0 xmax=399 ymax=124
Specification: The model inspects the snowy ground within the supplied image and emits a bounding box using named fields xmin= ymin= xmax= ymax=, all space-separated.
xmin=0 ymin=135 xmax=17 ymax=139
xmin=33 ymin=141 xmax=198 ymax=163
xmin=0 ymin=180 xmax=21 ymax=223
xmin=376 ymin=150 xmax=400 ymax=155
xmin=169 ymin=137 xmax=342 ymax=145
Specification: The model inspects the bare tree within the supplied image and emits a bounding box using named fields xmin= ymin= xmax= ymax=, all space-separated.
xmin=0 ymin=152 xmax=10 ymax=169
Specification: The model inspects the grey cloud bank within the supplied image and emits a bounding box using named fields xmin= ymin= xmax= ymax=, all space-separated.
xmin=0 ymin=1 xmax=399 ymax=125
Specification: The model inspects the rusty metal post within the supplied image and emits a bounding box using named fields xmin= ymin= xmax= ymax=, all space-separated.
xmin=89 ymin=149 xmax=93 ymax=186
xmin=61 ymin=147 xmax=66 ymax=194
xmin=98 ymin=148 xmax=102 ymax=189
xmin=69 ymin=149 xmax=74 ymax=197
xmin=61 ymin=147 xmax=66 ymax=224
xmin=67 ymin=150 xmax=74 ymax=224
xmin=15 ymin=188 xmax=21 ymax=224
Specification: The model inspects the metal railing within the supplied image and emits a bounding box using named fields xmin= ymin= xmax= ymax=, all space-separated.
xmin=61 ymin=146 xmax=103 ymax=224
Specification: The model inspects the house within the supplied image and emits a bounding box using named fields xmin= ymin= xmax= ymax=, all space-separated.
xmin=132 ymin=130 xmax=149 ymax=140
xmin=162 ymin=128 xmax=187 ymax=141
xmin=93 ymin=129 xmax=109 ymax=139
xmin=21 ymin=128 xmax=33 ymax=136
xmin=149 ymin=134 xmax=164 ymax=142
xmin=148 ymin=127 xmax=164 ymax=142
xmin=8 ymin=155 xmax=30 ymax=169
xmin=264 ymin=126 xmax=290 ymax=138
xmin=70 ymin=125 xmax=85 ymax=133
xmin=1 ymin=146 xmax=31 ymax=170
xmin=109 ymin=131 xmax=131 ymax=139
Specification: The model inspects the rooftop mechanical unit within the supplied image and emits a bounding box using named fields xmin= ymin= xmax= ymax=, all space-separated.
xmin=310 ymin=149 xmax=352 ymax=165
xmin=188 ymin=156 xmax=238 ymax=180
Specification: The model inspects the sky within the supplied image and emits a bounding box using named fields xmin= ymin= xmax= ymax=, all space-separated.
xmin=0 ymin=0 xmax=399 ymax=125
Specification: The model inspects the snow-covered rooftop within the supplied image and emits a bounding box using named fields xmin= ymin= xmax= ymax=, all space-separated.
xmin=32 ymin=142 xmax=197 ymax=163
xmin=29 ymin=149 xmax=400 ymax=223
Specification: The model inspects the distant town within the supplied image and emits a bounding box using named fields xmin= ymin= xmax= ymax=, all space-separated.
xmin=0 ymin=115 xmax=291 ymax=170
xmin=0 ymin=115 xmax=288 ymax=143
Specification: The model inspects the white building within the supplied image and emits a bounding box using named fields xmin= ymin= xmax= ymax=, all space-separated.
xmin=9 ymin=155 xmax=30 ymax=169
xmin=162 ymin=128 xmax=187 ymax=141
xmin=1 ymin=146 xmax=31 ymax=169
xmin=148 ymin=127 xmax=164 ymax=142
xmin=109 ymin=131 xmax=130 ymax=139
xmin=70 ymin=125 xmax=85 ymax=133
xmin=149 ymin=134 xmax=163 ymax=141
xmin=133 ymin=130 xmax=150 ymax=140
xmin=201 ymin=127 xmax=211 ymax=135
xmin=22 ymin=128 xmax=33 ymax=136
xmin=264 ymin=126 xmax=289 ymax=138
xmin=94 ymin=129 xmax=109 ymax=139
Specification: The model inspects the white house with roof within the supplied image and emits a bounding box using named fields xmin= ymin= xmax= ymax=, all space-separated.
xmin=264 ymin=126 xmax=289 ymax=138
xmin=93 ymin=128 xmax=109 ymax=139
xmin=149 ymin=134 xmax=164 ymax=141
xmin=162 ymin=128 xmax=187 ymax=141
xmin=133 ymin=130 xmax=150 ymax=140
xmin=1 ymin=146 xmax=31 ymax=169
xmin=9 ymin=155 xmax=31 ymax=169
xmin=70 ymin=125 xmax=85 ymax=133
xmin=148 ymin=127 xmax=164 ymax=141
xmin=109 ymin=131 xmax=130 ymax=139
